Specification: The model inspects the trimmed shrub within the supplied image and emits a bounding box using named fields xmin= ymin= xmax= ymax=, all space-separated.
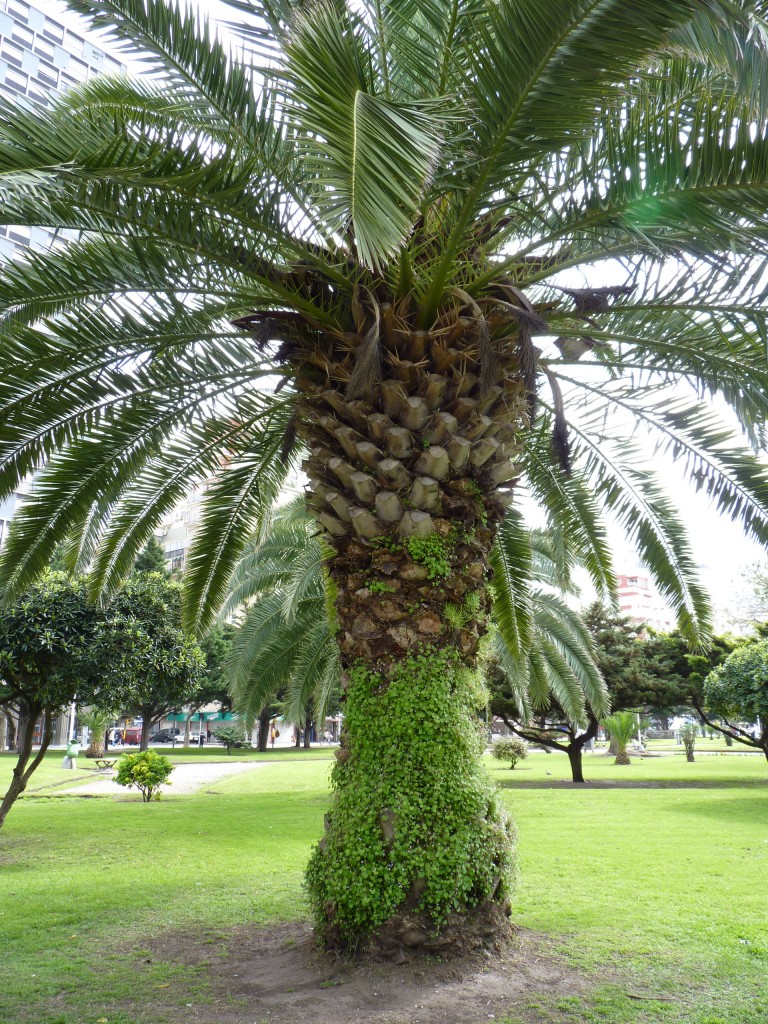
xmin=492 ymin=736 xmax=529 ymax=769
xmin=115 ymin=750 xmax=174 ymax=802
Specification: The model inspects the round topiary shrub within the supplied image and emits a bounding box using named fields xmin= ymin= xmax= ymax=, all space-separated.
xmin=492 ymin=736 xmax=528 ymax=769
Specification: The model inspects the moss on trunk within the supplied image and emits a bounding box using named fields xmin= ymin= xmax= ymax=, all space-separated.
xmin=306 ymin=648 xmax=514 ymax=953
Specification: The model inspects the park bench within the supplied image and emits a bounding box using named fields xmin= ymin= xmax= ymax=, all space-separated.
xmin=94 ymin=759 xmax=117 ymax=772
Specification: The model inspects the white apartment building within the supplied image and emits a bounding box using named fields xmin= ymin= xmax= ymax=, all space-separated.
xmin=0 ymin=0 xmax=126 ymax=259
xmin=616 ymin=572 xmax=674 ymax=632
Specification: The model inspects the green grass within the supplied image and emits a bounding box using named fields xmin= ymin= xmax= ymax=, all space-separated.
xmin=0 ymin=750 xmax=766 ymax=1023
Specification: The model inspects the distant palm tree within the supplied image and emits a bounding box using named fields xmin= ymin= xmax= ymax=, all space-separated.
xmin=603 ymin=711 xmax=640 ymax=765
xmin=77 ymin=707 xmax=114 ymax=758
xmin=0 ymin=0 xmax=767 ymax=950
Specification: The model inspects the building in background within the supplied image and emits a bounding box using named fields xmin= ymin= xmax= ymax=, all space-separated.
xmin=0 ymin=0 xmax=126 ymax=260
xmin=0 ymin=1 xmax=125 ymax=749
xmin=616 ymin=572 xmax=674 ymax=632
xmin=0 ymin=479 xmax=32 ymax=549
xmin=156 ymin=483 xmax=210 ymax=574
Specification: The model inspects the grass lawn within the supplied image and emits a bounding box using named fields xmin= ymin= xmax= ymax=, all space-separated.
xmin=0 ymin=748 xmax=766 ymax=1023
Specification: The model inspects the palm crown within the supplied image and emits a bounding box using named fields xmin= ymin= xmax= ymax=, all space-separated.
xmin=0 ymin=0 xmax=767 ymax=639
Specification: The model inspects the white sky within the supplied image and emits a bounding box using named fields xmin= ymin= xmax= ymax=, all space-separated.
xmin=41 ymin=0 xmax=768 ymax=623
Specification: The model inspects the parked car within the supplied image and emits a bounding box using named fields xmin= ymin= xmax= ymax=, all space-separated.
xmin=149 ymin=728 xmax=181 ymax=743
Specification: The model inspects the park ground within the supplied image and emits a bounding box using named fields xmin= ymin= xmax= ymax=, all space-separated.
xmin=0 ymin=743 xmax=766 ymax=1024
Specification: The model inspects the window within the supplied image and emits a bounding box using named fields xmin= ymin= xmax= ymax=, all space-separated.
xmin=2 ymin=40 xmax=23 ymax=63
xmin=10 ymin=22 xmax=32 ymax=46
xmin=67 ymin=55 xmax=87 ymax=80
xmin=5 ymin=66 xmax=27 ymax=90
xmin=26 ymin=82 xmax=47 ymax=104
xmin=8 ymin=0 xmax=31 ymax=21
xmin=20 ymin=48 xmax=37 ymax=75
xmin=36 ymin=59 xmax=57 ymax=84
xmin=33 ymin=36 xmax=53 ymax=60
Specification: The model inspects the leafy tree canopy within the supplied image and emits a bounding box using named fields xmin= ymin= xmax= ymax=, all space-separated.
xmin=703 ymin=640 xmax=768 ymax=758
xmin=0 ymin=571 xmax=108 ymax=713
xmin=104 ymin=573 xmax=206 ymax=746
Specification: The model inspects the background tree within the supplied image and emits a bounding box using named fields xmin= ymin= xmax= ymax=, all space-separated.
xmin=584 ymin=606 xmax=695 ymax=727
xmin=1 ymin=0 xmax=768 ymax=951
xmin=0 ymin=573 xmax=128 ymax=827
xmin=491 ymin=692 xmax=602 ymax=784
xmin=488 ymin=526 xmax=608 ymax=783
xmin=104 ymin=574 xmax=205 ymax=750
xmin=175 ymin=622 xmax=236 ymax=747
xmin=696 ymin=640 xmax=768 ymax=761
xmin=215 ymin=723 xmax=251 ymax=754
xmin=133 ymin=537 xmax=169 ymax=577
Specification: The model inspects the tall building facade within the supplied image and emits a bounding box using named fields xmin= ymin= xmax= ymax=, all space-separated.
xmin=0 ymin=0 xmax=126 ymax=259
xmin=616 ymin=572 xmax=674 ymax=632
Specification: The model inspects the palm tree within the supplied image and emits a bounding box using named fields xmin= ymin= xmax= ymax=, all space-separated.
xmin=77 ymin=707 xmax=115 ymax=758
xmin=0 ymin=0 xmax=768 ymax=951
xmin=602 ymin=711 xmax=640 ymax=765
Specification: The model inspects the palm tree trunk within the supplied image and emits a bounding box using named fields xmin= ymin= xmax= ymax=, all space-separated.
xmin=614 ymin=748 xmax=631 ymax=765
xmin=301 ymin=330 xmax=525 ymax=953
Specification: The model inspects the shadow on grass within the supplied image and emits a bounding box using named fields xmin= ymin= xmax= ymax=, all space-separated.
xmin=655 ymin=795 xmax=768 ymax=824
xmin=493 ymin=778 xmax=768 ymax=790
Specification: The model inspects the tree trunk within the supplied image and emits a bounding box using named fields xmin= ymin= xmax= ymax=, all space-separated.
xmin=567 ymin=743 xmax=586 ymax=783
xmin=4 ymin=710 xmax=16 ymax=751
xmin=294 ymin=728 xmax=301 ymax=748
xmin=183 ymin=712 xmax=192 ymax=748
xmin=293 ymin=298 xmax=528 ymax=954
xmin=614 ymin=748 xmax=631 ymax=766
xmin=86 ymin=733 xmax=106 ymax=758
xmin=304 ymin=491 xmax=517 ymax=953
xmin=0 ymin=712 xmax=7 ymax=752
xmin=257 ymin=708 xmax=271 ymax=752
xmin=15 ymin=707 xmax=28 ymax=754
xmin=0 ymin=705 xmax=52 ymax=829
xmin=140 ymin=712 xmax=152 ymax=752
xmin=304 ymin=720 xmax=312 ymax=749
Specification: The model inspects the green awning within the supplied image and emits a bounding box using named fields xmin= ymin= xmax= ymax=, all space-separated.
xmin=166 ymin=710 xmax=234 ymax=722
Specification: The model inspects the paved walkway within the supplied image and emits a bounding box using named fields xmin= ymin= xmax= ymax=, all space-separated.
xmin=61 ymin=760 xmax=270 ymax=797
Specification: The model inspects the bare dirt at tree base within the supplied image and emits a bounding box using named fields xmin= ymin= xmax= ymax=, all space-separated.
xmin=136 ymin=921 xmax=589 ymax=1024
